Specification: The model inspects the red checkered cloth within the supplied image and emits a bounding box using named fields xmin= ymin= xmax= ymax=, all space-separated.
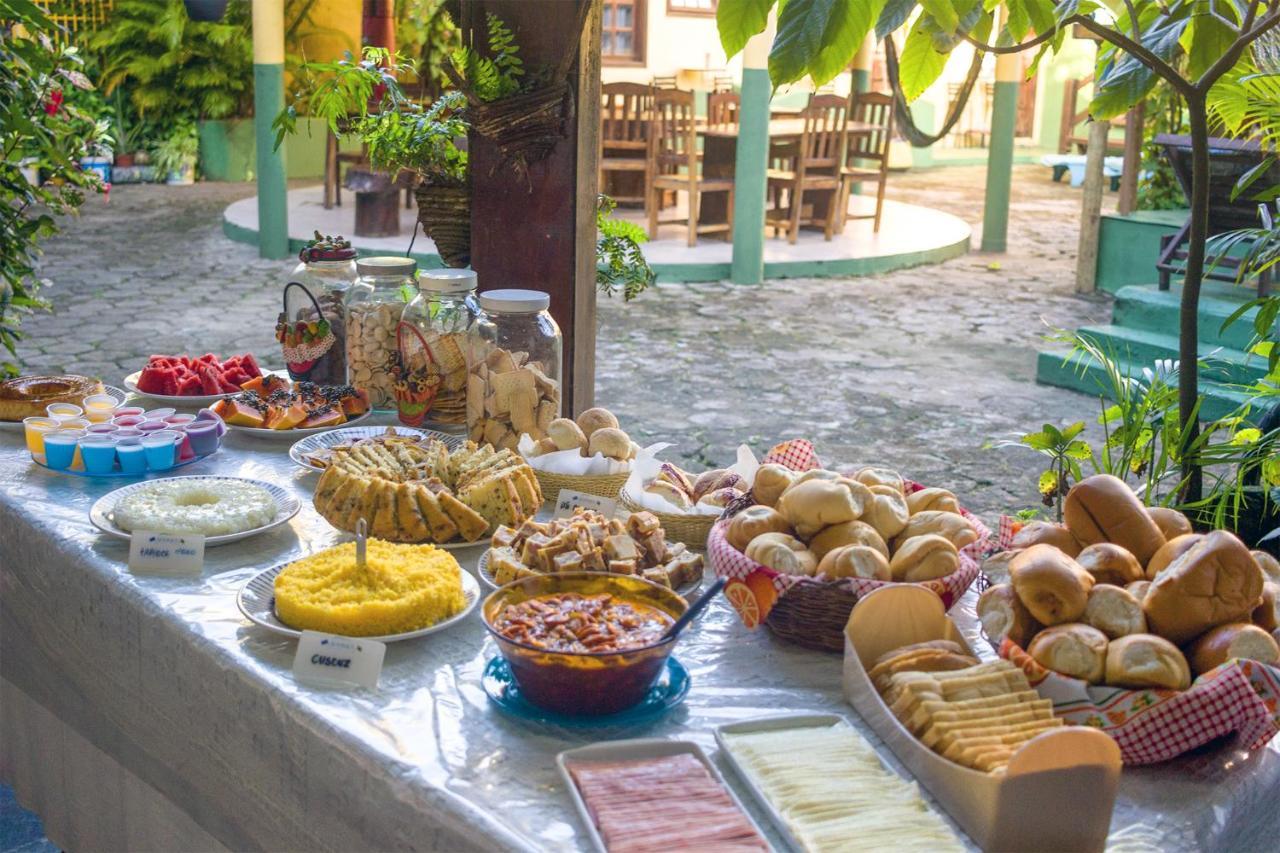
xmin=1000 ymin=638 xmax=1280 ymax=765
xmin=709 ymin=440 xmax=991 ymax=627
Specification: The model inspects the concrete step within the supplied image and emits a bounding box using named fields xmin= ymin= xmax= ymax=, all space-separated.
xmin=1112 ymin=283 xmax=1263 ymax=352
xmin=1074 ymin=324 xmax=1269 ymax=385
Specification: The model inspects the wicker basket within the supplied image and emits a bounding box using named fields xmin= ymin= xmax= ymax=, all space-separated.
xmin=534 ymin=468 xmax=629 ymax=505
xmin=618 ymin=488 xmax=717 ymax=549
xmin=414 ymin=183 xmax=470 ymax=268
xmin=764 ymin=580 xmax=861 ymax=653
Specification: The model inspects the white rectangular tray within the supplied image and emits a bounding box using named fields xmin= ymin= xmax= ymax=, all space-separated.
xmin=714 ymin=712 xmax=972 ymax=853
xmin=556 ymin=737 xmax=768 ymax=853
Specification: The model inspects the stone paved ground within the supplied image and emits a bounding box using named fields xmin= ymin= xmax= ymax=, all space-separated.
xmin=23 ymin=164 xmax=1115 ymax=518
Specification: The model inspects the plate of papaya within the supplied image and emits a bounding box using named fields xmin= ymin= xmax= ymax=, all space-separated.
xmin=211 ymin=374 xmax=373 ymax=438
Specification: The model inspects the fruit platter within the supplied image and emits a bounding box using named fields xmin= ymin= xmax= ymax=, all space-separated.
xmin=125 ymin=353 xmax=265 ymax=406
xmin=210 ymin=374 xmax=371 ymax=437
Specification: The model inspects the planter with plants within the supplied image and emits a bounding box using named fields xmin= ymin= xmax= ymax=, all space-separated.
xmin=154 ymin=123 xmax=199 ymax=185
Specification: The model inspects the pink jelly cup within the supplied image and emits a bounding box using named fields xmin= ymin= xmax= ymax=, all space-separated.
xmin=137 ymin=420 xmax=168 ymax=433
xmin=113 ymin=427 xmax=143 ymax=446
xmin=165 ymin=414 xmax=196 ymax=426
xmin=114 ymin=406 xmax=145 ymax=419
xmin=112 ymin=414 xmax=145 ymax=427
xmin=85 ymin=423 xmax=119 ymax=435
xmin=142 ymin=408 xmax=176 ymax=420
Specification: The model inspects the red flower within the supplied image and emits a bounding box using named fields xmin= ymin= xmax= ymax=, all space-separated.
xmin=44 ymin=89 xmax=63 ymax=115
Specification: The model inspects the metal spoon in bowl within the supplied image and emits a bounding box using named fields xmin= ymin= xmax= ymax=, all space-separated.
xmin=662 ymin=577 xmax=727 ymax=642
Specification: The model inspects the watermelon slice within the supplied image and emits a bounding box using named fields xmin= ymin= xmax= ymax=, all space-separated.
xmin=136 ymin=366 xmax=171 ymax=394
xmin=176 ymin=374 xmax=204 ymax=396
xmin=238 ymin=353 xmax=262 ymax=377
xmin=197 ymin=366 xmax=223 ymax=396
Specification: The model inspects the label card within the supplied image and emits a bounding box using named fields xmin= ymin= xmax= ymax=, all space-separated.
xmin=128 ymin=531 xmax=205 ymax=576
xmin=553 ymin=489 xmax=618 ymax=519
xmin=292 ymin=631 xmax=385 ymax=690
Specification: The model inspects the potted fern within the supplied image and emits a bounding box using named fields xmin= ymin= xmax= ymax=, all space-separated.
xmin=153 ymin=122 xmax=199 ymax=185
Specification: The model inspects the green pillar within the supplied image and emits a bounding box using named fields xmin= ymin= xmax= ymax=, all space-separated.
xmin=981 ymin=79 xmax=1019 ymax=253
xmin=252 ymin=0 xmax=289 ymax=259
xmin=730 ymin=66 xmax=771 ymax=285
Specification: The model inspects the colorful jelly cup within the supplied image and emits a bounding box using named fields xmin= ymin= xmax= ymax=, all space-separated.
xmin=114 ymin=427 xmax=143 ymax=445
xmin=116 ymin=443 xmax=147 ymax=474
xmin=114 ymin=407 xmax=145 ymax=419
xmin=141 ymin=432 xmax=180 ymax=470
xmin=112 ymin=415 xmax=145 ymax=427
xmin=58 ymin=418 xmax=90 ymax=431
xmin=195 ymin=408 xmax=227 ymax=437
xmin=22 ymin=417 xmax=59 ymax=455
xmin=43 ymin=432 xmax=79 ymax=470
xmin=142 ymin=408 xmax=176 ymax=420
xmin=184 ymin=419 xmax=220 ymax=456
xmin=80 ymin=436 xmax=118 ymax=475
xmin=83 ymin=394 xmax=119 ymax=423
xmin=165 ymin=414 xmax=196 ymax=426
xmin=137 ymin=420 xmax=168 ymax=433
xmin=85 ymin=423 xmax=118 ymax=435
xmin=46 ymin=402 xmax=83 ymax=421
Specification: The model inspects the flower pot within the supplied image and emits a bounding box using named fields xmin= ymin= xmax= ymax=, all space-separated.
xmin=114 ymin=152 xmax=135 ymax=168
xmin=414 ymin=183 xmax=471 ymax=268
xmin=183 ymin=0 xmax=228 ymax=21
xmin=80 ymin=156 xmax=111 ymax=184
xmin=165 ymin=158 xmax=196 ymax=186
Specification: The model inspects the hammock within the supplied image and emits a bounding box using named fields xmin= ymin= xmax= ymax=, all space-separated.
xmin=884 ymin=35 xmax=986 ymax=148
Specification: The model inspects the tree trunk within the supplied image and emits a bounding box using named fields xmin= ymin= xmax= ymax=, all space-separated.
xmin=1180 ymin=95 xmax=1209 ymax=504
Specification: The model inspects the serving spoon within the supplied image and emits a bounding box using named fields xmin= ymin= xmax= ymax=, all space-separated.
xmin=662 ymin=577 xmax=727 ymax=642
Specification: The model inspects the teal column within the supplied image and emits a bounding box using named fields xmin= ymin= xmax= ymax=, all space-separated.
xmin=730 ymin=67 xmax=771 ymax=285
xmin=852 ymin=69 xmax=871 ymax=93
xmin=252 ymin=0 xmax=288 ymax=259
xmin=981 ymin=79 xmax=1019 ymax=252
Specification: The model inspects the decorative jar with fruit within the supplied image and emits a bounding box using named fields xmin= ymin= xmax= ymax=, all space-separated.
xmin=276 ymin=233 xmax=355 ymax=387
xmin=345 ymin=256 xmax=417 ymax=410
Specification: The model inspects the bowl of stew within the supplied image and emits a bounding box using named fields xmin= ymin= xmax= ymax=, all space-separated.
xmin=482 ymin=572 xmax=689 ymax=716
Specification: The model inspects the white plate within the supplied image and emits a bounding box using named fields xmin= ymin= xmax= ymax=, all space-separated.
xmin=89 ymin=475 xmax=301 ymax=547
xmin=288 ymin=425 xmax=464 ymax=471
xmin=0 ymin=383 xmax=128 ymax=431
xmin=237 ymin=560 xmax=480 ymax=642
xmin=476 ymin=548 xmax=703 ymax=598
xmin=227 ymin=408 xmax=372 ymax=439
xmin=122 ymin=369 xmax=288 ymax=407
xmin=556 ymin=738 xmax=768 ymax=853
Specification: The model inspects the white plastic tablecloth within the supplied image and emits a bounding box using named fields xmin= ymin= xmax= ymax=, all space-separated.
xmin=2 ymin=421 xmax=1279 ymax=852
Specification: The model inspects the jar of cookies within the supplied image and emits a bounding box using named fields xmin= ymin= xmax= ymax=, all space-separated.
xmin=345 ymin=256 xmax=416 ymax=409
xmin=397 ymin=269 xmax=478 ymax=429
xmin=467 ymin=289 xmax=561 ymax=450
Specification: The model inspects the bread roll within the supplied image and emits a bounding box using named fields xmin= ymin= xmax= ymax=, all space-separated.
xmin=691 ymin=468 xmax=727 ymax=501
xmin=1254 ymin=550 xmax=1280 ymax=584
xmin=1146 ymin=533 xmax=1203 ymax=580
xmin=976 ymin=583 xmax=1041 ymax=648
xmin=751 ymin=464 xmax=796 ymax=508
xmin=808 ymin=520 xmax=887 ymax=562
xmin=894 ymin=511 xmax=978 ymax=552
xmin=863 ymin=485 xmax=910 ymax=539
xmin=1143 ymin=530 xmax=1264 ymax=644
xmin=1126 ymin=580 xmax=1152 ymax=603
xmin=646 ymin=480 xmax=692 ymax=510
xmin=726 ymin=505 xmax=793 ymax=552
xmin=575 ymin=407 xmax=619 ymax=438
xmin=818 ymin=544 xmax=891 ymax=581
xmin=1063 ymin=474 xmax=1167 ymax=565
xmin=1028 ymin=624 xmax=1109 ymax=684
xmin=776 ymin=478 xmax=872 ymax=539
xmin=697 ymin=487 xmax=741 ymax=509
xmin=1076 ymin=542 xmax=1144 ymax=586
xmin=1011 ymin=520 xmax=1082 ymax=557
xmin=547 ymin=417 xmax=587 ymax=451
xmin=906 ymin=487 xmax=961 ymax=516
xmin=744 ymin=532 xmax=816 ymax=576
xmin=1187 ymin=622 xmax=1280 ymax=675
xmin=1147 ymin=506 xmax=1193 ymax=540
xmin=534 ymin=436 xmax=558 ymax=455
xmin=1010 ymin=545 xmax=1095 ymax=625
xmin=888 ymin=534 xmax=959 ymax=582
xmin=1082 ymin=584 xmax=1147 ymax=639
xmin=794 ymin=469 xmax=841 ymax=485
xmin=851 ymin=466 xmax=904 ymax=494
xmin=1105 ymin=634 xmax=1191 ymax=690
xmin=588 ymin=427 xmax=632 ymax=461
xmin=981 ymin=549 xmax=1021 ymax=584
xmin=1253 ymin=582 xmax=1280 ymax=632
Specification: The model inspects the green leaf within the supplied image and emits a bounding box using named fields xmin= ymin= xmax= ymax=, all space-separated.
xmin=1064 ymin=439 xmax=1094 ymax=460
xmin=810 ymin=0 xmax=885 ymax=84
xmin=1186 ymin=13 xmax=1235 ymax=81
xmin=1038 ymin=468 xmax=1059 ymax=496
xmin=1061 ymin=421 xmax=1086 ymax=440
xmin=898 ymin=14 xmax=951 ymax=101
xmin=718 ymin=0 xmax=777 ymax=58
xmin=770 ymin=0 xmax=876 ymax=87
xmin=1005 ymin=0 xmax=1031 ymax=42
xmin=919 ymin=0 xmax=959 ymax=34
xmin=1023 ymin=0 xmax=1056 ymax=35
xmin=876 ymin=0 xmax=916 ymax=39
xmin=1020 ymin=430 xmax=1055 ymax=451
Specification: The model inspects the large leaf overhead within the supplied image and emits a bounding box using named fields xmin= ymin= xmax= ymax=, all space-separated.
xmin=899 ymin=13 xmax=950 ymax=100
xmin=768 ymin=0 xmax=884 ymax=86
xmin=716 ymin=0 xmax=775 ymax=59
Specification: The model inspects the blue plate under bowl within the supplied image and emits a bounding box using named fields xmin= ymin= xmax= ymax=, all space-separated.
xmin=482 ymin=655 xmax=690 ymax=726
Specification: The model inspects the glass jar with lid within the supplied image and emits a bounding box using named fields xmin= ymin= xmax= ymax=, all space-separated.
xmin=275 ymin=235 xmax=357 ymax=386
xmin=345 ymin=256 xmax=417 ymax=410
xmin=467 ymin=289 xmax=562 ymax=450
xmin=395 ymin=268 xmax=479 ymax=428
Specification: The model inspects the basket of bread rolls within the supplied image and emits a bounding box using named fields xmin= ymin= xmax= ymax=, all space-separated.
xmin=518 ymin=406 xmax=640 ymax=502
xmin=977 ymin=473 xmax=1280 ymax=765
xmin=618 ymin=461 xmax=748 ymax=548
xmin=708 ymin=439 xmax=990 ymax=652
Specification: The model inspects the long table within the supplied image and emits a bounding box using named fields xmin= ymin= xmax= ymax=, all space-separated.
xmin=2 ymin=419 xmax=1278 ymax=851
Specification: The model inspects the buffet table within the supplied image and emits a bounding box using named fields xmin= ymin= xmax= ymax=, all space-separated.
xmin=2 ymin=421 xmax=1279 ymax=852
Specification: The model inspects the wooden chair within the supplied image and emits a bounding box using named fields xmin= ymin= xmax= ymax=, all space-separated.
xmin=647 ymin=88 xmax=734 ymax=246
xmin=766 ymin=94 xmax=846 ymax=243
xmin=650 ymin=75 xmax=679 ymax=90
xmin=600 ymin=82 xmax=654 ymax=205
xmin=712 ymin=75 xmax=735 ymax=92
xmin=706 ymin=90 xmax=740 ymax=130
xmin=837 ymin=91 xmax=894 ymax=233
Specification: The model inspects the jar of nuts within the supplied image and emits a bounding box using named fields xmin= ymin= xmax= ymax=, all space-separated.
xmin=467 ymin=289 xmax=562 ymax=450
xmin=345 ymin=256 xmax=417 ymax=410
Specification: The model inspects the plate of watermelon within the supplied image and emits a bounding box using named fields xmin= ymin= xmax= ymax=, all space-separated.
xmin=125 ymin=353 xmax=267 ymax=406
xmin=210 ymin=374 xmax=373 ymax=438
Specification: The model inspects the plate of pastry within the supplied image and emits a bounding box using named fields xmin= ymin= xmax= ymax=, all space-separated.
xmin=289 ymin=425 xmax=464 ymax=471
xmin=237 ymin=540 xmax=481 ymax=642
xmin=0 ymin=375 xmax=127 ymax=430
xmin=89 ymin=475 xmax=301 ymax=546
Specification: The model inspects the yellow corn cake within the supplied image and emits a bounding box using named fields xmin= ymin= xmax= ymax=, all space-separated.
xmin=274 ymin=539 xmax=465 ymax=636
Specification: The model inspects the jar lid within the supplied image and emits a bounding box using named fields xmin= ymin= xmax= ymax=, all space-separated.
xmin=356 ymin=256 xmax=417 ymax=277
xmin=420 ymin=268 xmax=477 ymax=294
xmin=478 ymin=289 xmax=551 ymax=313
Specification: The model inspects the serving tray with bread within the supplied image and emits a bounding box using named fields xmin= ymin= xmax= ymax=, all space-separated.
xmin=978 ymin=474 xmax=1280 ymax=765
xmin=708 ymin=439 xmax=990 ymax=652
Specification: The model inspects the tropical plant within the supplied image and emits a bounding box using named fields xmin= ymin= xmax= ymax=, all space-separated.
xmin=1207 ymin=201 xmax=1280 ymax=377
xmin=91 ymin=0 xmax=253 ymax=123
xmin=151 ymin=121 xmax=199 ymax=177
xmin=0 ymin=1 xmax=109 ymax=376
xmin=596 ymin=195 xmax=654 ymax=301
xmin=1137 ymin=79 xmax=1187 ymax=211
xmin=717 ymin=0 xmax=1280 ymax=504
xmin=447 ymin=12 xmax=526 ymax=103
xmin=396 ymin=0 xmax=461 ymax=100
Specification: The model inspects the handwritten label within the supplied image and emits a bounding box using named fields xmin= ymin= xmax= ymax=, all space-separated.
xmin=128 ymin=531 xmax=205 ymax=575
xmin=292 ymin=631 xmax=385 ymax=690
xmin=554 ymin=489 xmax=618 ymax=519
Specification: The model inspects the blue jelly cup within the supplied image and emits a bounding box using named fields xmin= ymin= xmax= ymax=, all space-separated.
xmin=141 ymin=431 xmax=180 ymax=471
xmin=116 ymin=442 xmax=147 ymax=474
xmin=43 ymin=431 xmax=80 ymax=470
xmin=80 ymin=436 xmax=118 ymax=476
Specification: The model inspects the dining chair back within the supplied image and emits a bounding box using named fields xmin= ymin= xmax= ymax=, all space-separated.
xmin=797 ymin=93 xmax=849 ymax=175
xmin=650 ymin=75 xmax=679 ymax=90
xmin=712 ymin=75 xmax=735 ymax=92
xmin=838 ymin=90 xmax=896 ymax=233
xmin=706 ymin=91 xmax=740 ymax=130
xmin=651 ymin=88 xmax=698 ymax=177
xmin=599 ymin=82 xmax=654 ymax=204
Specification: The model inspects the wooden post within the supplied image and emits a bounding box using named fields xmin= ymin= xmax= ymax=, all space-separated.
xmin=1075 ymin=118 xmax=1110 ymax=293
xmin=462 ymin=0 xmax=599 ymax=414
xmin=1117 ymin=102 xmax=1144 ymax=215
